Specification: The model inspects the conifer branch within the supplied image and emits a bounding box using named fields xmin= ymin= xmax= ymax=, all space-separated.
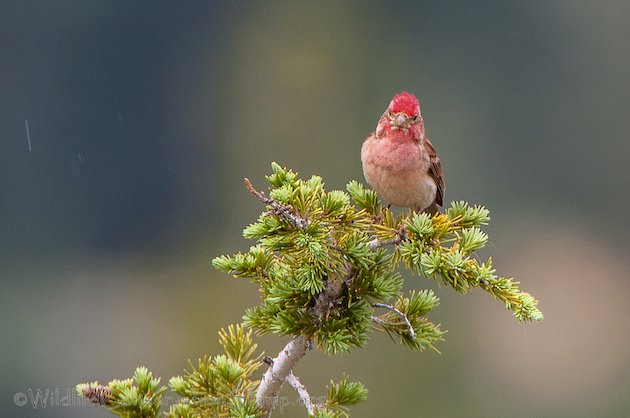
xmin=372 ymin=302 xmax=417 ymax=341
xmin=78 ymin=163 xmax=542 ymax=418
xmin=368 ymin=235 xmax=401 ymax=250
xmin=256 ymin=335 xmax=310 ymax=416
xmin=368 ymin=225 xmax=408 ymax=249
xmin=286 ymin=372 xmax=315 ymax=416
xmin=244 ymin=177 xmax=310 ymax=229
xmin=310 ymin=263 xmax=354 ymax=320
xmin=257 ymin=265 xmax=352 ymax=415
xmin=77 ymin=367 xmax=166 ymax=417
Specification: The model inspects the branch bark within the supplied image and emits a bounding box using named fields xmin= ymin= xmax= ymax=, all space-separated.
xmin=244 ymin=178 xmax=310 ymax=229
xmin=256 ymin=335 xmax=309 ymax=416
xmin=286 ymin=372 xmax=315 ymax=416
xmin=372 ymin=302 xmax=417 ymax=341
xmin=368 ymin=225 xmax=408 ymax=250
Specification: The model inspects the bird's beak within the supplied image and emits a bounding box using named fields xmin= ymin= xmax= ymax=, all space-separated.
xmin=389 ymin=112 xmax=413 ymax=130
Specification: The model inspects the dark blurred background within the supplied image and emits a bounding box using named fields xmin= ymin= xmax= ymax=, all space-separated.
xmin=2 ymin=1 xmax=630 ymax=417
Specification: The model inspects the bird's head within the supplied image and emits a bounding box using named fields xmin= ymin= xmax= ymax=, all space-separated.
xmin=386 ymin=92 xmax=422 ymax=132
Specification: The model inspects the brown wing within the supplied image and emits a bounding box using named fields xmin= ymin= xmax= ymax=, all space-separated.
xmin=422 ymin=137 xmax=445 ymax=206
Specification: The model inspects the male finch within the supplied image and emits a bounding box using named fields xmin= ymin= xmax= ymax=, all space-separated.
xmin=361 ymin=92 xmax=445 ymax=214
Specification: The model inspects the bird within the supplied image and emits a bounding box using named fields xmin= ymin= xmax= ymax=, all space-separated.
xmin=361 ymin=92 xmax=445 ymax=214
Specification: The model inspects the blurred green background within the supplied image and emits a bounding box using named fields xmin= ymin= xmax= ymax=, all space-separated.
xmin=2 ymin=1 xmax=630 ymax=417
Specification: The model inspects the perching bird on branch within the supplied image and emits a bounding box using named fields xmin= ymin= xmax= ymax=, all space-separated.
xmin=361 ymin=92 xmax=445 ymax=214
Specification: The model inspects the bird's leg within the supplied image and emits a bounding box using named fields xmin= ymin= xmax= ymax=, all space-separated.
xmin=371 ymin=204 xmax=391 ymax=225
xmin=397 ymin=223 xmax=409 ymax=241
xmin=418 ymin=203 xmax=441 ymax=216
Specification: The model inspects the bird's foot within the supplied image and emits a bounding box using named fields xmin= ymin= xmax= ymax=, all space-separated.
xmin=397 ymin=224 xmax=409 ymax=241
xmin=371 ymin=205 xmax=391 ymax=225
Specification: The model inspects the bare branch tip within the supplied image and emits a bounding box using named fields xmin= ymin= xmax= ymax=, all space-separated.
xmin=244 ymin=177 xmax=261 ymax=197
xmin=372 ymin=302 xmax=417 ymax=341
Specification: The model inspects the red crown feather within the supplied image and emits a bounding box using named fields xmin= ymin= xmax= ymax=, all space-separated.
xmin=389 ymin=92 xmax=419 ymax=116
